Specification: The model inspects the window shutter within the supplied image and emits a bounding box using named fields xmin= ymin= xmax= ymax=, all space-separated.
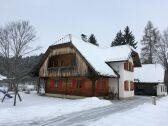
xmin=50 ymin=79 xmax=54 ymax=88
xmin=58 ymin=80 xmax=62 ymax=89
xmin=124 ymin=81 xmax=127 ymax=91
xmin=97 ymin=80 xmax=100 ymax=90
xmin=129 ymin=63 xmax=131 ymax=71
xmin=81 ymin=79 xmax=85 ymax=91
xmin=104 ymin=79 xmax=107 ymax=90
xmin=72 ymin=79 xmax=76 ymax=89
xmin=132 ymin=82 xmax=134 ymax=90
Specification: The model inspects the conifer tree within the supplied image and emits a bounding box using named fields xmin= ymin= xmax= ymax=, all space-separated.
xmin=88 ymin=34 xmax=99 ymax=46
xmin=81 ymin=34 xmax=88 ymax=42
xmin=111 ymin=30 xmax=124 ymax=47
xmin=111 ymin=26 xmax=137 ymax=49
xmin=123 ymin=26 xmax=137 ymax=49
xmin=141 ymin=21 xmax=160 ymax=64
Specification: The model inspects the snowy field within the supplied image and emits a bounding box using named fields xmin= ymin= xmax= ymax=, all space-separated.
xmin=0 ymin=91 xmax=112 ymax=125
xmin=87 ymin=96 xmax=168 ymax=126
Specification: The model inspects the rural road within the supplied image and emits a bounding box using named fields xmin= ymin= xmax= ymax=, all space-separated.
xmin=24 ymin=96 xmax=153 ymax=126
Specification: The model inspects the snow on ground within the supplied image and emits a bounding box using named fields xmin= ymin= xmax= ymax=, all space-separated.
xmin=87 ymin=96 xmax=168 ymax=126
xmin=0 ymin=92 xmax=112 ymax=125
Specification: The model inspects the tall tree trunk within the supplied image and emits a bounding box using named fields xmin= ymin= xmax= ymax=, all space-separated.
xmin=164 ymin=70 xmax=168 ymax=91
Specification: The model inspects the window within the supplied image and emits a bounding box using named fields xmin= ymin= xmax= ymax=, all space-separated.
xmin=54 ymin=80 xmax=59 ymax=88
xmin=161 ymin=85 xmax=164 ymax=92
xmin=76 ymin=80 xmax=82 ymax=88
xmin=124 ymin=81 xmax=129 ymax=91
xmin=124 ymin=62 xmax=134 ymax=72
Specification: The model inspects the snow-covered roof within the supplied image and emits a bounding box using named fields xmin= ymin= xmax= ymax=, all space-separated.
xmin=134 ymin=64 xmax=164 ymax=83
xmin=51 ymin=34 xmax=138 ymax=77
xmin=0 ymin=74 xmax=6 ymax=81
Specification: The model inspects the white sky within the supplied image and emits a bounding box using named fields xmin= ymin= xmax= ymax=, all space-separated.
xmin=0 ymin=0 xmax=168 ymax=55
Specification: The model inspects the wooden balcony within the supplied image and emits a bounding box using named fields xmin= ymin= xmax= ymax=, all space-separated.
xmin=48 ymin=66 xmax=75 ymax=72
xmin=47 ymin=66 xmax=90 ymax=77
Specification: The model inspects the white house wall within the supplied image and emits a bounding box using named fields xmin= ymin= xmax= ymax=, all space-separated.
xmin=108 ymin=78 xmax=118 ymax=94
xmin=109 ymin=57 xmax=134 ymax=99
xmin=157 ymin=84 xmax=167 ymax=96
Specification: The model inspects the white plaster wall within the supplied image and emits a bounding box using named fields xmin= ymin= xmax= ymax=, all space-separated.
xmin=123 ymin=58 xmax=134 ymax=98
xmin=157 ymin=84 xmax=167 ymax=96
xmin=109 ymin=57 xmax=134 ymax=99
xmin=108 ymin=78 xmax=118 ymax=94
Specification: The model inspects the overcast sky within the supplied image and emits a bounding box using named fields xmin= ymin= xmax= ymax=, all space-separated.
xmin=0 ymin=0 xmax=168 ymax=55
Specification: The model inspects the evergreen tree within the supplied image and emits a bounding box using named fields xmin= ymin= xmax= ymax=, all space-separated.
xmin=81 ymin=34 xmax=88 ymax=42
xmin=111 ymin=26 xmax=137 ymax=49
xmin=141 ymin=21 xmax=160 ymax=64
xmin=88 ymin=34 xmax=99 ymax=46
xmin=123 ymin=26 xmax=137 ymax=49
xmin=111 ymin=30 xmax=124 ymax=47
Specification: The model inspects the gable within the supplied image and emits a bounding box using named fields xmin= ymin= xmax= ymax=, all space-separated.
xmin=39 ymin=43 xmax=96 ymax=77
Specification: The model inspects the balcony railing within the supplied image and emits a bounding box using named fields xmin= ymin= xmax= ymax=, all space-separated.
xmin=48 ymin=66 xmax=75 ymax=72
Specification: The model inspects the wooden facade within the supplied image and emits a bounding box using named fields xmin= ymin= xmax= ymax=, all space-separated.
xmin=45 ymin=77 xmax=108 ymax=97
xmin=39 ymin=43 xmax=110 ymax=97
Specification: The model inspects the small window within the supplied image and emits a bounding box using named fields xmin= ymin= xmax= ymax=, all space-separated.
xmin=124 ymin=62 xmax=134 ymax=72
xmin=76 ymin=80 xmax=82 ymax=88
xmin=54 ymin=80 xmax=59 ymax=88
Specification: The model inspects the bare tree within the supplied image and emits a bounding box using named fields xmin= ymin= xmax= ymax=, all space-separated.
xmin=0 ymin=20 xmax=39 ymax=106
xmin=141 ymin=21 xmax=160 ymax=64
xmin=155 ymin=29 xmax=168 ymax=86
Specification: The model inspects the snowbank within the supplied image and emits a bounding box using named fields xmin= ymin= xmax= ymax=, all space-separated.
xmin=0 ymin=74 xmax=6 ymax=80
xmin=88 ymin=96 xmax=168 ymax=126
xmin=0 ymin=92 xmax=112 ymax=125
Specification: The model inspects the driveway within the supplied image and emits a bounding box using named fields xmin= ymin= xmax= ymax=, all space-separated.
xmin=26 ymin=96 xmax=153 ymax=126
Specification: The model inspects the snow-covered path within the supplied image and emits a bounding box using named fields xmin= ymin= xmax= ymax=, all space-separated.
xmin=31 ymin=96 xmax=152 ymax=126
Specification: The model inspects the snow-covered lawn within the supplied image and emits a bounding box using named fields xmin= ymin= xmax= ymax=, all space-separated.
xmin=0 ymin=92 xmax=112 ymax=125
xmin=87 ymin=96 xmax=168 ymax=126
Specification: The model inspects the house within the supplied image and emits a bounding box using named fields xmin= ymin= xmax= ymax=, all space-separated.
xmin=134 ymin=64 xmax=167 ymax=96
xmin=34 ymin=34 xmax=141 ymax=99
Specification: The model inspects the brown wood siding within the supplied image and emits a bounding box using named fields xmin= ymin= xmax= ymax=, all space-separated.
xmin=39 ymin=46 xmax=89 ymax=77
xmin=45 ymin=77 xmax=109 ymax=97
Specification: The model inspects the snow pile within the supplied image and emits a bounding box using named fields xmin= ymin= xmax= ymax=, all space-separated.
xmin=134 ymin=64 xmax=164 ymax=83
xmin=0 ymin=92 xmax=112 ymax=125
xmin=0 ymin=86 xmax=8 ymax=91
xmin=0 ymin=74 xmax=6 ymax=81
xmin=88 ymin=96 xmax=168 ymax=126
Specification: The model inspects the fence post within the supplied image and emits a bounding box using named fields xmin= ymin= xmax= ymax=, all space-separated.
xmin=152 ymin=96 xmax=156 ymax=105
